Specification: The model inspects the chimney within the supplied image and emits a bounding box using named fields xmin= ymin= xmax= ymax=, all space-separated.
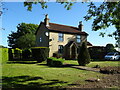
xmin=44 ymin=14 xmax=50 ymax=27
xmin=78 ymin=21 xmax=83 ymax=31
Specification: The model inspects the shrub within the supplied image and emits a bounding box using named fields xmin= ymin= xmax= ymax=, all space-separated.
xmin=52 ymin=58 xmax=64 ymax=67
xmin=78 ymin=42 xmax=91 ymax=66
xmin=31 ymin=47 xmax=49 ymax=63
xmin=14 ymin=48 xmax=22 ymax=59
xmin=47 ymin=57 xmax=64 ymax=67
xmin=47 ymin=57 xmax=55 ymax=66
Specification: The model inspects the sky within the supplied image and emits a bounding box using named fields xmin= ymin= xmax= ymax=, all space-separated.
xmin=0 ymin=2 xmax=116 ymax=48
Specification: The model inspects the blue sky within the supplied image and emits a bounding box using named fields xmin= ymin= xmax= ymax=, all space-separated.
xmin=1 ymin=2 xmax=116 ymax=47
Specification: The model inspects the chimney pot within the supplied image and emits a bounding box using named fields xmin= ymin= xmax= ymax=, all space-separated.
xmin=78 ymin=21 xmax=83 ymax=31
xmin=44 ymin=14 xmax=49 ymax=27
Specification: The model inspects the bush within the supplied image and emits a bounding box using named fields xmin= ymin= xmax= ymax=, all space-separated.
xmin=31 ymin=47 xmax=49 ymax=63
xmin=78 ymin=42 xmax=91 ymax=66
xmin=13 ymin=48 xmax=22 ymax=59
xmin=47 ymin=57 xmax=64 ymax=67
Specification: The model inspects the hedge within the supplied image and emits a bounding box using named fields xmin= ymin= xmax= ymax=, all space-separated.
xmin=31 ymin=47 xmax=49 ymax=63
xmin=22 ymin=49 xmax=32 ymax=59
xmin=47 ymin=57 xmax=64 ymax=67
xmin=0 ymin=48 xmax=8 ymax=63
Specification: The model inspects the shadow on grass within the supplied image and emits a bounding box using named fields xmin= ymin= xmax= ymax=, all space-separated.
xmin=7 ymin=61 xmax=38 ymax=64
xmin=62 ymin=64 xmax=79 ymax=67
xmin=37 ymin=63 xmax=79 ymax=68
xmin=2 ymin=76 xmax=67 ymax=90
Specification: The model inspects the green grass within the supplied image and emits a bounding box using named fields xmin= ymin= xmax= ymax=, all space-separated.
xmin=2 ymin=61 xmax=104 ymax=88
xmin=2 ymin=60 xmax=119 ymax=89
xmin=64 ymin=60 xmax=119 ymax=68
xmin=86 ymin=61 xmax=119 ymax=67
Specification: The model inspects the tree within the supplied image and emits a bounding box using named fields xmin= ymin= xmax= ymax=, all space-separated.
xmin=106 ymin=44 xmax=116 ymax=53
xmin=8 ymin=23 xmax=38 ymax=49
xmin=23 ymin=1 xmax=120 ymax=47
xmin=84 ymin=2 xmax=120 ymax=47
xmin=16 ymin=34 xmax=36 ymax=49
xmin=78 ymin=42 xmax=91 ymax=66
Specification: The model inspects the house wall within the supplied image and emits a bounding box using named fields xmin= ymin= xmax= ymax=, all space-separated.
xmin=49 ymin=32 xmax=87 ymax=57
xmin=36 ymin=23 xmax=49 ymax=47
xmin=49 ymin=32 xmax=76 ymax=57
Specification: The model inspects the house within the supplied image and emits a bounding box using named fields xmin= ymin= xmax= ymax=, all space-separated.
xmin=35 ymin=14 xmax=91 ymax=59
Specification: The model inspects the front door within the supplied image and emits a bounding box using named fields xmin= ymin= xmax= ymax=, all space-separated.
xmin=71 ymin=45 xmax=76 ymax=59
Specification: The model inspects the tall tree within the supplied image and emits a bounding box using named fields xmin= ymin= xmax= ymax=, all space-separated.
xmin=24 ymin=1 xmax=120 ymax=47
xmin=106 ymin=44 xmax=116 ymax=53
xmin=8 ymin=23 xmax=38 ymax=49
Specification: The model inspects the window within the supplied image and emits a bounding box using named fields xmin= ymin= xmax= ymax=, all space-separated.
xmin=58 ymin=33 xmax=64 ymax=42
xmin=39 ymin=37 xmax=42 ymax=42
xmin=58 ymin=45 xmax=64 ymax=53
xmin=76 ymin=35 xmax=81 ymax=43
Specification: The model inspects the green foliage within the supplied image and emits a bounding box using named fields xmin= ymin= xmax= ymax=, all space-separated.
xmin=24 ymin=1 xmax=74 ymax=11
xmin=8 ymin=23 xmax=38 ymax=49
xmin=0 ymin=48 xmax=8 ymax=63
xmin=84 ymin=2 xmax=120 ymax=47
xmin=105 ymin=44 xmax=116 ymax=53
xmin=8 ymin=48 xmax=13 ymax=61
xmin=31 ymin=47 xmax=49 ymax=63
xmin=13 ymin=48 xmax=22 ymax=59
xmin=47 ymin=57 xmax=64 ymax=67
xmin=17 ymin=34 xmax=35 ymax=49
xmin=22 ymin=49 xmax=32 ymax=59
xmin=78 ymin=42 xmax=91 ymax=66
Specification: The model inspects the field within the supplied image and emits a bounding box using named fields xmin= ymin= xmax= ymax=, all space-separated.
xmin=1 ymin=60 xmax=119 ymax=89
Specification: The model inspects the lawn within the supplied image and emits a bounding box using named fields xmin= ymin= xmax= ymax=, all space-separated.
xmin=64 ymin=60 xmax=119 ymax=68
xmin=1 ymin=60 xmax=119 ymax=89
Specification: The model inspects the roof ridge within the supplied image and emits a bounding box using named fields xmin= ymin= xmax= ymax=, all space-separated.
xmin=49 ymin=22 xmax=78 ymax=29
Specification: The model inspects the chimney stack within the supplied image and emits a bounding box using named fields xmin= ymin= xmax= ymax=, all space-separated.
xmin=78 ymin=21 xmax=83 ymax=31
xmin=44 ymin=14 xmax=49 ymax=27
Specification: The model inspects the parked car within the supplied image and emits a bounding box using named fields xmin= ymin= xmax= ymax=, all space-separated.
xmin=104 ymin=52 xmax=120 ymax=60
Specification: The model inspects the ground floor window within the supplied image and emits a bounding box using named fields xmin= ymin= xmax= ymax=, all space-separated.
xmin=58 ymin=45 xmax=64 ymax=53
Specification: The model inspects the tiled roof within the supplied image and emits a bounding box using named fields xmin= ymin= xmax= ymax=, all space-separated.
xmin=47 ymin=23 xmax=88 ymax=35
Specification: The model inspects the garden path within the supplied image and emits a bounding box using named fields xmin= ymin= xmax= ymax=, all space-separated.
xmin=63 ymin=64 xmax=100 ymax=72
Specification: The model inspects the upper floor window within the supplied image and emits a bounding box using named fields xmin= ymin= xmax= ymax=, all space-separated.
xmin=58 ymin=33 xmax=64 ymax=42
xmin=76 ymin=35 xmax=81 ymax=43
xmin=39 ymin=37 xmax=42 ymax=42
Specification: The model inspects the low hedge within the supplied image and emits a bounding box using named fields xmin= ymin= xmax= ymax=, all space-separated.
xmin=47 ymin=57 xmax=64 ymax=67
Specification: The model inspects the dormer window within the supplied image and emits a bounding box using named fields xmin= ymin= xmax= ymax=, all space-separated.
xmin=76 ymin=35 xmax=81 ymax=43
xmin=58 ymin=33 xmax=64 ymax=42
